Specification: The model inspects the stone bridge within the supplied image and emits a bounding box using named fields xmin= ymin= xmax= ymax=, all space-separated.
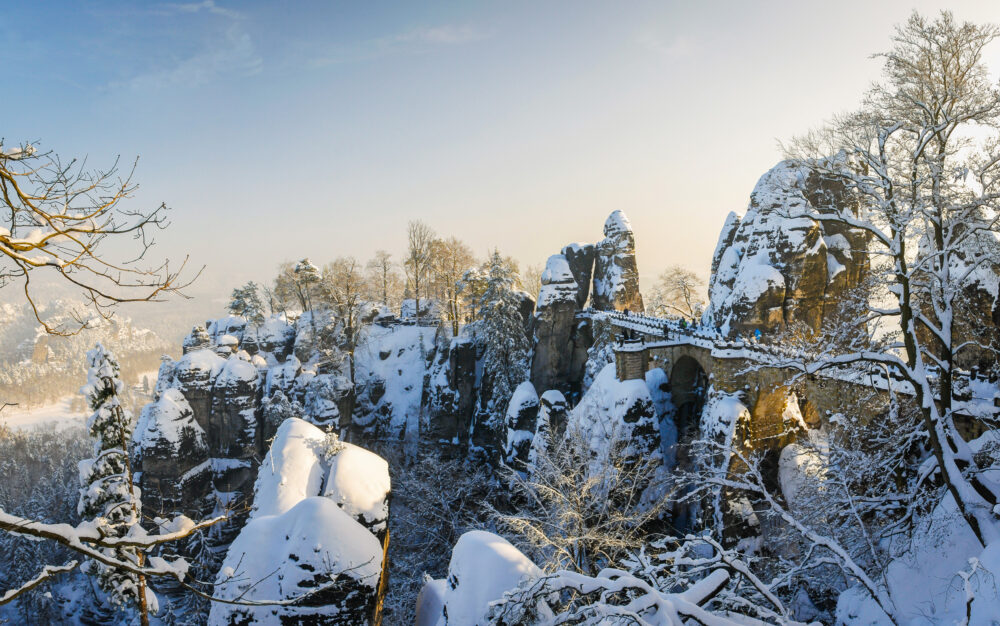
xmin=602 ymin=310 xmax=996 ymax=452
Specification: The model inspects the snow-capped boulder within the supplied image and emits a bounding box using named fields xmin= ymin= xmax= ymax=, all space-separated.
xmin=705 ymin=159 xmax=868 ymax=338
xmin=504 ymin=381 xmax=540 ymax=469
xmin=181 ymin=325 xmax=211 ymax=354
xmin=252 ymin=418 xmax=391 ymax=536
xmin=209 ymin=497 xmax=384 ymax=626
xmin=592 ymin=210 xmax=644 ymax=312
xmin=417 ymin=531 xmax=540 ymax=626
xmin=323 ymin=442 xmax=391 ymax=541
xmin=213 ymin=418 xmax=391 ymax=625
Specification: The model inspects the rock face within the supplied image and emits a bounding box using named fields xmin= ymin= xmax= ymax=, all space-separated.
xmin=561 ymin=243 xmax=595 ymax=308
xmin=424 ymin=337 xmax=478 ymax=447
xmin=530 ymin=255 xmax=582 ymax=394
xmin=705 ymin=160 xmax=869 ymax=338
xmin=592 ymin=210 xmax=644 ymax=313
xmin=136 ymin=321 xmax=298 ymax=523
xmin=132 ymin=388 xmax=211 ymax=517
xmin=530 ymin=211 xmax=644 ymax=399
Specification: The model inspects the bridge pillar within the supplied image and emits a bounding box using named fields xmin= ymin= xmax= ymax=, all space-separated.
xmin=614 ymin=342 xmax=648 ymax=381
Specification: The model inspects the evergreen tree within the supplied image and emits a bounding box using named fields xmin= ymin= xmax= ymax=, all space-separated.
xmin=476 ymin=251 xmax=530 ymax=453
xmin=227 ymin=281 xmax=266 ymax=325
xmin=77 ymin=343 xmax=151 ymax=624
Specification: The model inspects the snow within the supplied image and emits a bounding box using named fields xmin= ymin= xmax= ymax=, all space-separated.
xmin=699 ymin=390 xmax=749 ymax=442
xmin=778 ymin=432 xmax=827 ymax=511
xmin=251 ymin=418 xmax=326 ymax=519
xmin=537 ymin=254 xmax=579 ymax=308
xmin=837 ymin=431 xmax=1000 ymax=624
xmin=219 ymin=350 xmax=258 ymax=379
xmin=731 ymin=262 xmax=785 ymax=304
xmin=603 ymin=209 xmax=633 ymax=237
xmin=323 ymin=443 xmax=391 ymax=534
xmin=353 ymin=324 xmax=436 ymax=443
xmin=264 ymin=354 xmax=301 ymax=397
xmin=569 ymin=362 xmax=660 ymax=461
xmin=252 ymin=417 xmax=391 ymax=536
xmin=209 ymin=496 xmax=383 ymax=625
xmin=437 ymin=531 xmax=541 ymax=626
xmin=415 ymin=578 xmax=448 ymax=626
xmin=173 ymin=348 xmax=227 ymax=382
xmin=826 ymin=253 xmax=846 ymax=282
xmin=0 ymin=397 xmax=84 ymax=431
xmin=132 ymin=388 xmax=205 ymax=452
xmin=540 ymin=254 xmax=575 ymax=284
xmin=212 ymin=416 xmax=389 ymax=624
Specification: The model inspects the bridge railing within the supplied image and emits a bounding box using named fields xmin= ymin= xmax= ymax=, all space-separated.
xmin=595 ymin=309 xmax=991 ymax=399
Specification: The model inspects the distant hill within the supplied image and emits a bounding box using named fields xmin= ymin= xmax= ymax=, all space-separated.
xmin=0 ymin=300 xmax=175 ymax=408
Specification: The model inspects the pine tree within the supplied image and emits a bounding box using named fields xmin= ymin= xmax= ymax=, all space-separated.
xmin=77 ymin=343 xmax=151 ymax=624
xmin=476 ymin=251 xmax=531 ymax=454
xmin=228 ymin=281 xmax=266 ymax=325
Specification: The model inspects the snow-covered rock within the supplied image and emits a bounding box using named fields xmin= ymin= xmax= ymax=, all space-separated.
xmin=570 ymin=362 xmax=661 ymax=464
xmin=209 ymin=497 xmax=383 ymax=626
xmin=132 ymin=388 xmax=211 ymax=516
xmin=592 ymin=210 xmax=644 ymax=312
xmin=212 ymin=417 xmax=391 ymax=625
xmin=704 ymin=159 xmax=868 ymax=338
xmin=503 ymin=381 xmax=539 ymax=470
xmin=531 ymin=254 xmax=589 ymax=395
xmin=353 ymin=324 xmax=436 ymax=442
xmin=418 ymin=531 xmax=541 ymax=626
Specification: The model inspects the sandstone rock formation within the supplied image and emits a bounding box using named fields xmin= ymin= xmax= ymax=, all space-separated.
xmin=592 ymin=210 xmax=644 ymax=313
xmin=705 ymin=160 xmax=869 ymax=338
xmin=424 ymin=337 xmax=478 ymax=447
xmin=530 ymin=254 xmax=582 ymax=394
xmin=503 ymin=381 xmax=539 ymax=469
xmin=530 ymin=211 xmax=644 ymax=399
xmin=210 ymin=418 xmax=389 ymax=626
xmin=561 ymin=243 xmax=595 ymax=308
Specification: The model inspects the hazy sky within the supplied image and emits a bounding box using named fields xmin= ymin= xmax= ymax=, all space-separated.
xmin=5 ymin=1 xmax=1000 ymax=300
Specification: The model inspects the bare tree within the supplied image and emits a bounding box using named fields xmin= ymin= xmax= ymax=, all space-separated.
xmin=365 ymin=249 xmax=401 ymax=310
xmin=786 ymin=10 xmax=1000 ymax=546
xmin=403 ymin=221 xmax=435 ymax=324
xmin=519 ymin=263 xmax=543 ymax=301
xmin=647 ymin=265 xmax=705 ymax=319
xmin=430 ymin=236 xmax=477 ymax=335
xmin=492 ymin=426 xmax=668 ymax=577
xmin=321 ymin=257 xmax=368 ymax=383
xmin=0 ymin=141 xmax=197 ymax=335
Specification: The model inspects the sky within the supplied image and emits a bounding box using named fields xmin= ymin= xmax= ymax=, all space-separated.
xmin=5 ymin=0 xmax=1000 ymax=305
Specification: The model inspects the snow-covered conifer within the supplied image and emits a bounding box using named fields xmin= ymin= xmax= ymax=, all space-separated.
xmin=77 ymin=343 xmax=151 ymax=620
xmin=477 ymin=250 xmax=531 ymax=451
xmin=228 ymin=281 xmax=266 ymax=325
